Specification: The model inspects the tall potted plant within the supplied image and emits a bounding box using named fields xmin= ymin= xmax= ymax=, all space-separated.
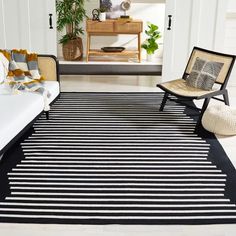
xmin=56 ymin=0 xmax=87 ymax=61
xmin=141 ymin=22 xmax=161 ymax=62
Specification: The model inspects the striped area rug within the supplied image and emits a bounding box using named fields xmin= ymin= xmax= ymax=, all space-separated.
xmin=0 ymin=92 xmax=236 ymax=224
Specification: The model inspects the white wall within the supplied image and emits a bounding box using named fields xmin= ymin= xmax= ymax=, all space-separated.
xmin=0 ymin=0 xmax=57 ymax=55
xmin=224 ymin=0 xmax=236 ymax=86
xmin=227 ymin=0 xmax=236 ymax=12
xmin=57 ymin=0 xmax=166 ymax=61
xmin=162 ymin=0 xmax=228 ymax=82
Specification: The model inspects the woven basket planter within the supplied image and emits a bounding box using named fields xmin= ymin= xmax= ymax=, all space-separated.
xmin=62 ymin=37 xmax=83 ymax=61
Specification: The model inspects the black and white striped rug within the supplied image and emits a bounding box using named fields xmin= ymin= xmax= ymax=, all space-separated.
xmin=0 ymin=92 xmax=236 ymax=224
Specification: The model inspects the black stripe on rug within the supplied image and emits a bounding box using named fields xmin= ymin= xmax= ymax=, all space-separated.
xmin=0 ymin=92 xmax=236 ymax=225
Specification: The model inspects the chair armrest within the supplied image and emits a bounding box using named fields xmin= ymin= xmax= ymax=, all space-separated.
xmin=38 ymin=55 xmax=59 ymax=82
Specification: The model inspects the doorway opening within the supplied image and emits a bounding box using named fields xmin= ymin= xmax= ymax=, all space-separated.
xmin=57 ymin=0 xmax=166 ymax=75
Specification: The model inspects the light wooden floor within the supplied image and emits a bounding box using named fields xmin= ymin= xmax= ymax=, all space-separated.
xmin=1 ymin=75 xmax=236 ymax=236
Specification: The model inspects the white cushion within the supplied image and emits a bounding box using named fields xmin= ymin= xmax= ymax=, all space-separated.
xmin=0 ymin=83 xmax=11 ymax=95
xmin=44 ymin=81 xmax=60 ymax=103
xmin=0 ymin=93 xmax=44 ymax=150
xmin=0 ymin=81 xmax=59 ymax=99
xmin=0 ymin=81 xmax=60 ymax=151
xmin=202 ymin=104 xmax=236 ymax=135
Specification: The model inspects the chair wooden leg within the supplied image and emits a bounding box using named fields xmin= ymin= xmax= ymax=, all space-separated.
xmin=223 ymin=90 xmax=229 ymax=106
xmin=46 ymin=111 xmax=49 ymax=120
xmin=195 ymin=98 xmax=211 ymax=130
xmin=159 ymin=92 xmax=169 ymax=111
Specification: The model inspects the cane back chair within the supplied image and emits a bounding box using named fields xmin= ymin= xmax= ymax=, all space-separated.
xmin=157 ymin=47 xmax=236 ymax=129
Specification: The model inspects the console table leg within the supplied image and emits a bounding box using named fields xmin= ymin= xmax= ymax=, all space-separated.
xmin=138 ymin=33 xmax=141 ymax=63
xmin=86 ymin=33 xmax=90 ymax=62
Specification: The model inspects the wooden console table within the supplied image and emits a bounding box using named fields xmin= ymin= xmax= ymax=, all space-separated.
xmin=86 ymin=19 xmax=143 ymax=62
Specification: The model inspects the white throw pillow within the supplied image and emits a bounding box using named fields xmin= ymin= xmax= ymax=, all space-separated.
xmin=0 ymin=57 xmax=5 ymax=83
xmin=0 ymin=52 xmax=11 ymax=94
xmin=0 ymin=52 xmax=9 ymax=83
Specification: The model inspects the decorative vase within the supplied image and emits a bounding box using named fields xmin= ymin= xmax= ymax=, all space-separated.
xmin=62 ymin=37 xmax=83 ymax=61
xmin=99 ymin=12 xmax=106 ymax=21
xmin=147 ymin=53 xmax=155 ymax=62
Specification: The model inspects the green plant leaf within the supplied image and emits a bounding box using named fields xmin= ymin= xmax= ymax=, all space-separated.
xmin=141 ymin=22 xmax=161 ymax=54
xmin=56 ymin=0 xmax=88 ymax=40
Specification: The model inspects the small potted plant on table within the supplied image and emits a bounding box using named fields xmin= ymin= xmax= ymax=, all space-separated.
xmin=99 ymin=7 xmax=107 ymax=21
xmin=99 ymin=0 xmax=112 ymax=21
